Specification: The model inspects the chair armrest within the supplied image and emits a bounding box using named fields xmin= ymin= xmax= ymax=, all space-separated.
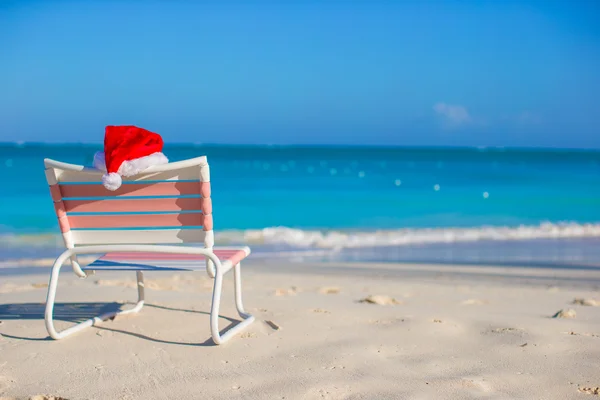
xmin=54 ymin=245 xmax=223 ymax=277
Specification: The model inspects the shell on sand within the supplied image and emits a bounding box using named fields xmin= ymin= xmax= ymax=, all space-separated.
xmin=30 ymin=396 xmax=69 ymax=400
xmin=572 ymin=298 xmax=600 ymax=307
xmin=462 ymin=299 xmax=488 ymax=305
xmin=568 ymin=331 xmax=600 ymax=338
xmin=552 ymin=309 xmax=577 ymax=319
xmin=578 ymin=387 xmax=600 ymax=395
xmin=319 ymin=286 xmax=340 ymax=295
xmin=31 ymin=283 xmax=49 ymax=289
xmin=359 ymin=295 xmax=402 ymax=306
xmin=275 ymin=287 xmax=297 ymax=296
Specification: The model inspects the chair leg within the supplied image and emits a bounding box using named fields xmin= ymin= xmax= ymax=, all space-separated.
xmin=233 ymin=262 xmax=253 ymax=320
xmin=209 ymin=262 xmax=255 ymax=345
xmin=45 ymin=267 xmax=146 ymax=340
xmin=120 ymin=271 xmax=145 ymax=315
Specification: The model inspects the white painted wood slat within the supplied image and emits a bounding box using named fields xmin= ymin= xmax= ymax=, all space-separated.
xmin=44 ymin=156 xmax=207 ymax=183
xmin=71 ymin=229 xmax=207 ymax=245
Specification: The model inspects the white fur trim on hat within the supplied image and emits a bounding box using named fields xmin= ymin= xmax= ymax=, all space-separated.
xmin=93 ymin=151 xmax=169 ymax=191
xmin=118 ymin=152 xmax=169 ymax=177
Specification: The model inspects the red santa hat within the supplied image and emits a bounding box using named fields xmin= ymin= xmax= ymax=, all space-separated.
xmin=93 ymin=125 xmax=169 ymax=191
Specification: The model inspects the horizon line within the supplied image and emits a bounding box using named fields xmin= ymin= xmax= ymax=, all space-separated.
xmin=1 ymin=141 xmax=600 ymax=152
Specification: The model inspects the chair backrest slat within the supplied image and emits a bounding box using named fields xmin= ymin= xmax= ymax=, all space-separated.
xmin=52 ymin=165 xmax=200 ymax=183
xmin=69 ymin=228 xmax=208 ymax=245
xmin=43 ymin=156 xmax=213 ymax=247
xmin=57 ymin=181 xmax=205 ymax=198
xmin=63 ymin=197 xmax=210 ymax=214
xmin=66 ymin=213 xmax=207 ymax=230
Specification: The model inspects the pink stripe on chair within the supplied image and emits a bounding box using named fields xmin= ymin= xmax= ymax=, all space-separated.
xmin=49 ymin=185 xmax=62 ymax=202
xmin=226 ymin=249 xmax=247 ymax=266
xmin=68 ymin=213 xmax=205 ymax=229
xmin=59 ymin=181 xmax=200 ymax=198
xmin=202 ymin=214 xmax=213 ymax=231
xmin=63 ymin=197 xmax=204 ymax=213
xmin=95 ymin=249 xmax=249 ymax=266
xmin=200 ymin=182 xmax=211 ymax=198
xmin=201 ymin=197 xmax=212 ymax=215
xmin=58 ymin=216 xmax=70 ymax=233
xmin=54 ymin=202 xmax=67 ymax=219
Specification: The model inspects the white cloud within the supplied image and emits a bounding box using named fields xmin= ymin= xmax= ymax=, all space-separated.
xmin=433 ymin=102 xmax=472 ymax=127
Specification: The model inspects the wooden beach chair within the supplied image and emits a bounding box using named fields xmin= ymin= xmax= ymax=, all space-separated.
xmin=43 ymin=156 xmax=254 ymax=344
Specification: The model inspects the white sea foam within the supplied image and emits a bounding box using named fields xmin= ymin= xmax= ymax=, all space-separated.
xmin=215 ymin=222 xmax=600 ymax=249
xmin=2 ymin=222 xmax=600 ymax=255
xmin=1 ymin=233 xmax=64 ymax=248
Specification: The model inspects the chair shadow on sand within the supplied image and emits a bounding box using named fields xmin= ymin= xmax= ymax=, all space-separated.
xmin=0 ymin=302 xmax=239 ymax=346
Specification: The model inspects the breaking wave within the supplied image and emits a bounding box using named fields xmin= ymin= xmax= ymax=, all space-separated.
xmin=1 ymin=222 xmax=600 ymax=254
xmin=216 ymin=222 xmax=600 ymax=249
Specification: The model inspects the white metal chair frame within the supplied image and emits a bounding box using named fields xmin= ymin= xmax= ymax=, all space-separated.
xmin=43 ymin=157 xmax=254 ymax=345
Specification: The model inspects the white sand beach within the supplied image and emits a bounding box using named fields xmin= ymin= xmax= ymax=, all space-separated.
xmin=1 ymin=260 xmax=599 ymax=399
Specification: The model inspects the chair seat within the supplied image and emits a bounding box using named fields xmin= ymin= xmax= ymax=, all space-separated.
xmin=83 ymin=247 xmax=250 ymax=271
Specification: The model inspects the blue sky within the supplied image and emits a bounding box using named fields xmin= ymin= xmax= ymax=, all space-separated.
xmin=1 ymin=0 xmax=599 ymax=147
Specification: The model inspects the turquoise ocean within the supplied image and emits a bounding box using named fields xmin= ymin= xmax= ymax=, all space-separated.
xmin=1 ymin=143 xmax=600 ymax=269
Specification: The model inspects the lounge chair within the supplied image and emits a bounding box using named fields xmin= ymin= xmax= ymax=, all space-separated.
xmin=42 ymin=156 xmax=254 ymax=344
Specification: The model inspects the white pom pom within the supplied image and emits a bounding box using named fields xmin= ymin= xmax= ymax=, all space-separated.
xmin=102 ymin=172 xmax=122 ymax=191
